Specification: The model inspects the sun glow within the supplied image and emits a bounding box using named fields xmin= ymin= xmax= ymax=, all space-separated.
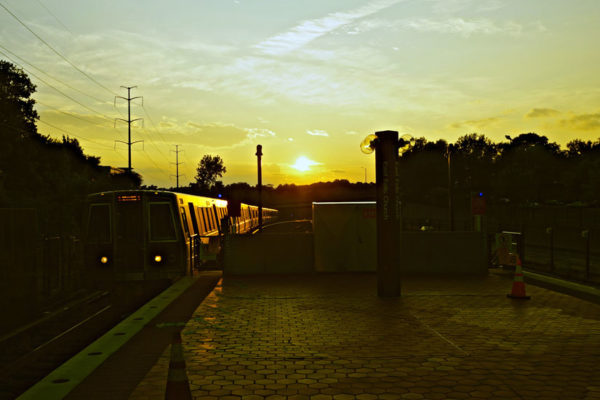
xmin=291 ymin=156 xmax=319 ymax=172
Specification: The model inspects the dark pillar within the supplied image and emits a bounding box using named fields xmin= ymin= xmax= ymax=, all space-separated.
xmin=447 ymin=145 xmax=454 ymax=231
xmin=256 ymin=145 xmax=263 ymax=232
xmin=375 ymin=130 xmax=401 ymax=297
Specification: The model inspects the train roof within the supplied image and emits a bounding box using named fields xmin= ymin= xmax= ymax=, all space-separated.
xmin=86 ymin=189 xmax=277 ymax=211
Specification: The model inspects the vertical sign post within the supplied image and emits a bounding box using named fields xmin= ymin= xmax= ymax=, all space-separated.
xmin=375 ymin=130 xmax=401 ymax=297
xmin=256 ymin=145 xmax=263 ymax=232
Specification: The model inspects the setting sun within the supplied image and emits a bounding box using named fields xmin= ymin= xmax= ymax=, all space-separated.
xmin=291 ymin=156 xmax=320 ymax=172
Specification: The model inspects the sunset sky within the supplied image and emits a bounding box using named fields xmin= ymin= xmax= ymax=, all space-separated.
xmin=1 ymin=0 xmax=599 ymax=187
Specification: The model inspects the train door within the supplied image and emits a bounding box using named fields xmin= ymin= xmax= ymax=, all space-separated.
xmin=188 ymin=202 xmax=201 ymax=269
xmin=179 ymin=206 xmax=191 ymax=273
xmin=115 ymin=194 xmax=145 ymax=277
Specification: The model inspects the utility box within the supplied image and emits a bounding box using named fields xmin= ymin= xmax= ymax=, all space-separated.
xmin=313 ymin=202 xmax=377 ymax=272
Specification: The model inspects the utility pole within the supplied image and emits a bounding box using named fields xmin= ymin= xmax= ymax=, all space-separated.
xmin=170 ymin=145 xmax=184 ymax=188
xmin=115 ymin=86 xmax=143 ymax=172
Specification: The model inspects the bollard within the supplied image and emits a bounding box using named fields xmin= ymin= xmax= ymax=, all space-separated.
xmin=165 ymin=330 xmax=192 ymax=400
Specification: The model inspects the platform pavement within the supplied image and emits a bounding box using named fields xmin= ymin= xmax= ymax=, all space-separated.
xmin=126 ymin=271 xmax=600 ymax=400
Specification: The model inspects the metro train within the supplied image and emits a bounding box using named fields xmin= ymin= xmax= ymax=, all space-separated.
xmin=83 ymin=190 xmax=277 ymax=284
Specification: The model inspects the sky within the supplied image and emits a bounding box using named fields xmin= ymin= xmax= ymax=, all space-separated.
xmin=1 ymin=0 xmax=599 ymax=187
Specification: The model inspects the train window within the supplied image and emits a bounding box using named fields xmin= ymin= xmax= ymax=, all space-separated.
xmin=149 ymin=203 xmax=177 ymax=241
xmin=198 ymin=207 xmax=207 ymax=233
xmin=180 ymin=207 xmax=190 ymax=237
xmin=210 ymin=208 xmax=218 ymax=232
xmin=87 ymin=204 xmax=111 ymax=243
xmin=205 ymin=207 xmax=214 ymax=231
xmin=194 ymin=207 xmax=206 ymax=235
xmin=188 ymin=203 xmax=199 ymax=235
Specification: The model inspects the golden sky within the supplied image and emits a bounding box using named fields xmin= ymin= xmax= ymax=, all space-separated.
xmin=1 ymin=0 xmax=599 ymax=187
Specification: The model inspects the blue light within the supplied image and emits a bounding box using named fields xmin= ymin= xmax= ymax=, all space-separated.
xmin=478 ymin=192 xmax=483 ymax=197
xmin=218 ymin=194 xmax=222 ymax=198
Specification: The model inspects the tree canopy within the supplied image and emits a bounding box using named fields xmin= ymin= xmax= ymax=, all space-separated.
xmin=195 ymin=154 xmax=226 ymax=192
xmin=0 ymin=60 xmax=140 ymax=234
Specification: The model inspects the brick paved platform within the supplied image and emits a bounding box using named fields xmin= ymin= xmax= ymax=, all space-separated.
xmin=126 ymin=271 xmax=600 ymax=400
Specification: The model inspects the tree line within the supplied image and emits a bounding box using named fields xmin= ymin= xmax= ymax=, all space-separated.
xmin=181 ymin=132 xmax=600 ymax=212
xmin=2 ymin=59 xmax=599 ymax=234
xmin=0 ymin=60 xmax=140 ymax=234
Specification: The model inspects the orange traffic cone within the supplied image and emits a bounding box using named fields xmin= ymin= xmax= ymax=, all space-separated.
xmin=165 ymin=330 xmax=192 ymax=400
xmin=507 ymin=255 xmax=530 ymax=300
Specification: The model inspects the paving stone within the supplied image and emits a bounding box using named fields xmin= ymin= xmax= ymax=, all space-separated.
xmin=127 ymin=273 xmax=600 ymax=400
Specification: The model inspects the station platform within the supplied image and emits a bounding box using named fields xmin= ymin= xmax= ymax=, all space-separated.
xmin=20 ymin=270 xmax=600 ymax=400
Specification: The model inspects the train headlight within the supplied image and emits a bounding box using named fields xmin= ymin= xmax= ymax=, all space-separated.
xmin=154 ymin=255 xmax=162 ymax=263
xmin=100 ymin=256 xmax=108 ymax=264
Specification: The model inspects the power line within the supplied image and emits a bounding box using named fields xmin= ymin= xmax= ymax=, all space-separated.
xmin=35 ymin=99 xmax=109 ymax=128
xmin=34 ymin=0 xmax=72 ymax=35
xmin=0 ymin=44 xmax=108 ymax=105
xmin=0 ymin=48 xmax=114 ymax=121
xmin=0 ymin=1 xmax=117 ymax=96
xmin=140 ymin=103 xmax=174 ymax=163
xmin=37 ymin=119 xmax=119 ymax=152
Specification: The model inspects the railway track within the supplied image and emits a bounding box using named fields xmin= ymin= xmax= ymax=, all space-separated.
xmin=0 ymin=286 xmax=160 ymax=400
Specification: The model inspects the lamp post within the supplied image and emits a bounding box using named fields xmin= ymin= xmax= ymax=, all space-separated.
xmin=256 ymin=145 xmax=263 ymax=232
xmin=447 ymin=144 xmax=454 ymax=231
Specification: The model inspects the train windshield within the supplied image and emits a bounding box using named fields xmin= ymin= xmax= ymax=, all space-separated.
xmin=87 ymin=204 xmax=111 ymax=243
xmin=149 ymin=203 xmax=177 ymax=241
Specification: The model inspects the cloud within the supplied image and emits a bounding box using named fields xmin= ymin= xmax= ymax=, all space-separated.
xmin=449 ymin=117 xmax=500 ymax=130
xmin=345 ymin=17 xmax=545 ymax=37
xmin=255 ymin=0 xmax=405 ymax=55
xmin=184 ymin=122 xmax=277 ymax=147
xmin=559 ymin=112 xmax=600 ymax=131
xmin=245 ymin=128 xmax=276 ymax=139
xmin=428 ymin=0 xmax=506 ymax=14
xmin=525 ymin=108 xmax=560 ymax=118
xmin=345 ymin=131 xmax=359 ymax=135
xmin=307 ymin=129 xmax=329 ymax=137
xmin=401 ymin=18 xmax=525 ymax=37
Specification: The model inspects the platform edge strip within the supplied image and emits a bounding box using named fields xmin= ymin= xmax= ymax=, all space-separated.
xmin=16 ymin=276 xmax=198 ymax=400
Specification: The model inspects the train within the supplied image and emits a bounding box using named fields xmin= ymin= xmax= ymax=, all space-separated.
xmin=83 ymin=190 xmax=277 ymax=284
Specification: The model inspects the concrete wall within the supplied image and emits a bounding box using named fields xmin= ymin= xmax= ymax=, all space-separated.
xmin=223 ymin=230 xmax=486 ymax=276
xmin=313 ymin=202 xmax=487 ymax=276
xmin=399 ymin=231 xmax=487 ymax=276
xmin=223 ymin=233 xmax=314 ymax=275
xmin=313 ymin=202 xmax=376 ymax=272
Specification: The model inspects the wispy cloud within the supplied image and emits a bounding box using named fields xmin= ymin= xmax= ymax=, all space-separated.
xmin=525 ymin=108 xmax=560 ymax=118
xmin=307 ymin=129 xmax=329 ymax=137
xmin=255 ymin=0 xmax=405 ymax=55
xmin=345 ymin=16 xmax=545 ymax=37
xmin=401 ymin=18 xmax=527 ymax=37
xmin=246 ymin=128 xmax=276 ymax=138
xmin=449 ymin=116 xmax=500 ymax=130
xmin=184 ymin=122 xmax=277 ymax=147
xmin=428 ymin=0 xmax=506 ymax=14
xmin=559 ymin=112 xmax=600 ymax=131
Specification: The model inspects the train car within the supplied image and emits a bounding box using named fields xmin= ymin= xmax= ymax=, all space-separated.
xmin=83 ymin=190 xmax=277 ymax=284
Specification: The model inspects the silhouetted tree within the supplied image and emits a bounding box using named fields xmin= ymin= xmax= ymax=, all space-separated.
xmin=0 ymin=59 xmax=141 ymax=233
xmin=195 ymin=155 xmax=226 ymax=192
xmin=495 ymin=133 xmax=564 ymax=203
